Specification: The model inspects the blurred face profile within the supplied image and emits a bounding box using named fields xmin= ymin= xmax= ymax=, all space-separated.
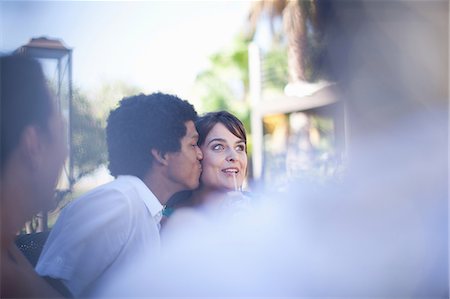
xmin=34 ymin=98 xmax=68 ymax=211
xmin=166 ymin=121 xmax=203 ymax=193
xmin=199 ymin=123 xmax=247 ymax=191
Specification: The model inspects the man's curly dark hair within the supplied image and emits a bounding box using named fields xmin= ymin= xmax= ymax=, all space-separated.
xmin=106 ymin=92 xmax=198 ymax=179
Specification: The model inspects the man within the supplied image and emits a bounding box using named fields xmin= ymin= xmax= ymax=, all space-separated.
xmin=36 ymin=92 xmax=203 ymax=297
xmin=0 ymin=55 xmax=68 ymax=297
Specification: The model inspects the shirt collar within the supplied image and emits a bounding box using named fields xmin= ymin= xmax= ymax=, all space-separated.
xmin=117 ymin=175 xmax=163 ymax=223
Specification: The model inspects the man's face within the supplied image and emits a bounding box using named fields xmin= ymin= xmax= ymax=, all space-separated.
xmin=165 ymin=121 xmax=203 ymax=192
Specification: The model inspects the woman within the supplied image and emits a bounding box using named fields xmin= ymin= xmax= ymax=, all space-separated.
xmin=162 ymin=111 xmax=249 ymax=227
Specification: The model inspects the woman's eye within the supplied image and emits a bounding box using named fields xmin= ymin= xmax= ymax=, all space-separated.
xmin=236 ymin=144 xmax=245 ymax=152
xmin=212 ymin=144 xmax=224 ymax=151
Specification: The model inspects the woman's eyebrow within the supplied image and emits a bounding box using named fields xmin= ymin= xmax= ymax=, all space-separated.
xmin=207 ymin=138 xmax=245 ymax=146
xmin=207 ymin=138 xmax=226 ymax=145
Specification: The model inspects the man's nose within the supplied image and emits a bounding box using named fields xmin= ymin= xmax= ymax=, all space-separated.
xmin=196 ymin=146 xmax=203 ymax=160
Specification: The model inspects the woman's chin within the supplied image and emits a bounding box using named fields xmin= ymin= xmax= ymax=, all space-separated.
xmin=210 ymin=185 xmax=235 ymax=193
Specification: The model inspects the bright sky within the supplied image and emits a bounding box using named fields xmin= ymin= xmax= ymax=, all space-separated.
xmin=1 ymin=1 xmax=252 ymax=98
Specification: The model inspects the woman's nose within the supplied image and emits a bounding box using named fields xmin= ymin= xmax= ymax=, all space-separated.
xmin=226 ymin=149 xmax=238 ymax=162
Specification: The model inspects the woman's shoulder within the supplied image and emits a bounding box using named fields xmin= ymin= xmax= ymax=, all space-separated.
xmin=163 ymin=191 xmax=193 ymax=217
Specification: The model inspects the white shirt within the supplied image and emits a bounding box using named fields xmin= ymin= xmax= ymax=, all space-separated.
xmin=36 ymin=175 xmax=163 ymax=297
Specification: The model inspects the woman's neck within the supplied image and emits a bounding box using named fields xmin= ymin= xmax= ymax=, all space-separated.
xmin=188 ymin=186 xmax=228 ymax=208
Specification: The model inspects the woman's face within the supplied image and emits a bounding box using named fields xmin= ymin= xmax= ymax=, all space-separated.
xmin=199 ymin=122 xmax=247 ymax=191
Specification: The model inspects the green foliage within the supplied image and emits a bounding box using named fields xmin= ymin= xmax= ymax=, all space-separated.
xmin=193 ymin=34 xmax=251 ymax=128
xmin=90 ymin=80 xmax=142 ymax=126
xmin=195 ymin=70 xmax=236 ymax=112
xmin=310 ymin=114 xmax=334 ymax=151
xmin=72 ymin=89 xmax=108 ymax=181
xmin=247 ymin=0 xmax=328 ymax=83
xmin=262 ymin=45 xmax=289 ymax=90
xmin=70 ymin=81 xmax=141 ymax=183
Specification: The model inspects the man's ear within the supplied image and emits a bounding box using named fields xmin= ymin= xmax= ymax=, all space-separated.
xmin=151 ymin=149 xmax=169 ymax=166
xmin=20 ymin=125 xmax=44 ymax=170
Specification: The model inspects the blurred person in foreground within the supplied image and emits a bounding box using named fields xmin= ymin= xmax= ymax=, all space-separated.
xmin=162 ymin=111 xmax=250 ymax=233
xmin=36 ymin=92 xmax=203 ymax=297
xmin=94 ymin=1 xmax=448 ymax=297
xmin=0 ymin=55 xmax=68 ymax=297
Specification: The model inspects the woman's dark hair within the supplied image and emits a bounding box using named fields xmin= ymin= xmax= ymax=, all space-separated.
xmin=1 ymin=55 xmax=53 ymax=172
xmin=106 ymin=92 xmax=197 ymax=179
xmin=195 ymin=111 xmax=247 ymax=151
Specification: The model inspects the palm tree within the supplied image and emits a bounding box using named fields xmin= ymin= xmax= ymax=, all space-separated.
xmin=247 ymin=0 xmax=327 ymax=83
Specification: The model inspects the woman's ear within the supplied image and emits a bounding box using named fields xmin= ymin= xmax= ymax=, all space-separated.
xmin=151 ymin=149 xmax=169 ymax=166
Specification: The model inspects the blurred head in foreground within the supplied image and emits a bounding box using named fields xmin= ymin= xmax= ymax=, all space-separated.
xmin=96 ymin=1 xmax=448 ymax=297
xmin=1 ymin=54 xmax=67 ymax=225
xmin=0 ymin=55 xmax=67 ymax=297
